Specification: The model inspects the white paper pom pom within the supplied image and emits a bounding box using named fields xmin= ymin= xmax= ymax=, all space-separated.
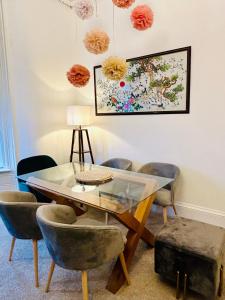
xmin=74 ymin=0 xmax=94 ymax=20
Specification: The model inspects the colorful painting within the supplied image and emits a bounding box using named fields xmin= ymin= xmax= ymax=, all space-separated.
xmin=94 ymin=47 xmax=191 ymax=115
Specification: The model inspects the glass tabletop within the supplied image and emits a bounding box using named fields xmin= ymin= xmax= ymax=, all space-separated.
xmin=18 ymin=162 xmax=173 ymax=214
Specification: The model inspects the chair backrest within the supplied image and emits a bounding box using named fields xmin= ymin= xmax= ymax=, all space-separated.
xmin=101 ymin=158 xmax=132 ymax=171
xmin=17 ymin=155 xmax=57 ymax=176
xmin=138 ymin=162 xmax=180 ymax=190
xmin=37 ymin=204 xmax=125 ymax=271
xmin=0 ymin=191 xmax=44 ymax=240
xmin=17 ymin=155 xmax=57 ymax=202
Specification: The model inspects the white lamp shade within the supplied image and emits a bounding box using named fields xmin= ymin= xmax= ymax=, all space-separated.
xmin=67 ymin=105 xmax=91 ymax=126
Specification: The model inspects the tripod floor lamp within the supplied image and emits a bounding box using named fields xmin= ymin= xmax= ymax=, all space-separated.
xmin=67 ymin=105 xmax=94 ymax=164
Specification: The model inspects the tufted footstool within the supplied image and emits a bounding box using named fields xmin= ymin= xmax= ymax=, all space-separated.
xmin=155 ymin=217 xmax=225 ymax=299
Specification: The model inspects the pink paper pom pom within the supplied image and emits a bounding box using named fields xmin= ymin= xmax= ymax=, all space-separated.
xmin=131 ymin=5 xmax=154 ymax=31
xmin=112 ymin=0 xmax=135 ymax=9
xmin=74 ymin=0 xmax=94 ymax=20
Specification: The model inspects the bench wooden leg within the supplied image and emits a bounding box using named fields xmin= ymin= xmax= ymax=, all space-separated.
xmin=183 ymin=274 xmax=188 ymax=300
xmin=218 ymin=265 xmax=223 ymax=297
xmin=176 ymin=271 xmax=180 ymax=299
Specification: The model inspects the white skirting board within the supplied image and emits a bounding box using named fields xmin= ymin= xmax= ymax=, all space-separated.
xmin=174 ymin=202 xmax=225 ymax=228
xmin=152 ymin=202 xmax=225 ymax=228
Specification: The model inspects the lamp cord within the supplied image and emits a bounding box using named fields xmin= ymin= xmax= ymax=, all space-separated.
xmin=113 ymin=3 xmax=116 ymax=55
xmin=58 ymin=0 xmax=73 ymax=9
xmin=95 ymin=0 xmax=98 ymax=18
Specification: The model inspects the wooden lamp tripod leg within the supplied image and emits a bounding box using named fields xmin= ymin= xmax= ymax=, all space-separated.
xmin=80 ymin=129 xmax=85 ymax=163
xmin=70 ymin=129 xmax=76 ymax=162
xmin=85 ymin=129 xmax=94 ymax=164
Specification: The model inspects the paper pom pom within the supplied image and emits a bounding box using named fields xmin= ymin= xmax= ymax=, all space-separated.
xmin=84 ymin=29 xmax=110 ymax=54
xmin=67 ymin=64 xmax=90 ymax=87
xmin=74 ymin=0 xmax=94 ymax=20
xmin=112 ymin=0 xmax=135 ymax=9
xmin=102 ymin=56 xmax=127 ymax=81
xmin=131 ymin=5 xmax=154 ymax=31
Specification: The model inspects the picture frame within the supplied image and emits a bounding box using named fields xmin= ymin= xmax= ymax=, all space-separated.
xmin=94 ymin=46 xmax=191 ymax=116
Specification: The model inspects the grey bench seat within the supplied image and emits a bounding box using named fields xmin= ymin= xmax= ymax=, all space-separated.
xmin=155 ymin=217 xmax=225 ymax=299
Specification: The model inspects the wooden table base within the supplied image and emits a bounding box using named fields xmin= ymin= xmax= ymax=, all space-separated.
xmin=106 ymin=194 xmax=156 ymax=294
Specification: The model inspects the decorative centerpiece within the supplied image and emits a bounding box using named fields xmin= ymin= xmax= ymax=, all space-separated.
xmin=75 ymin=170 xmax=113 ymax=185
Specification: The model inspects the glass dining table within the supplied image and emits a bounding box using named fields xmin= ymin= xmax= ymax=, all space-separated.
xmin=18 ymin=162 xmax=173 ymax=293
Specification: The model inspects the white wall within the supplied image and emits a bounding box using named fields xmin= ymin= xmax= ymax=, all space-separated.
xmin=2 ymin=1 xmax=225 ymax=220
xmin=2 ymin=0 xmax=80 ymax=164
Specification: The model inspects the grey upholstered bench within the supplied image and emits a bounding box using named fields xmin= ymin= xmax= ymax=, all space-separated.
xmin=155 ymin=217 xmax=225 ymax=299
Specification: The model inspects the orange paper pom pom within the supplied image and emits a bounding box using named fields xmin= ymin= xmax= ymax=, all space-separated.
xmin=112 ymin=0 xmax=135 ymax=9
xmin=67 ymin=65 xmax=90 ymax=87
xmin=131 ymin=5 xmax=154 ymax=31
xmin=84 ymin=29 xmax=110 ymax=55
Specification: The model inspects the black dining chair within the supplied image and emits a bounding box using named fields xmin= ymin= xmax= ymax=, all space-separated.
xmin=17 ymin=155 xmax=57 ymax=203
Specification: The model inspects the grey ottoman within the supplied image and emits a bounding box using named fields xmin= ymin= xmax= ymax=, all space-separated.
xmin=155 ymin=217 xmax=225 ymax=299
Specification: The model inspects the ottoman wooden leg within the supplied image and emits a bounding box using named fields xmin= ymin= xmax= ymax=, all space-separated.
xmin=176 ymin=271 xmax=180 ymax=299
xmin=183 ymin=274 xmax=188 ymax=300
xmin=218 ymin=265 xmax=223 ymax=297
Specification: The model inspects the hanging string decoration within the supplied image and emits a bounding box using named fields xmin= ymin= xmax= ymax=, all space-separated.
xmin=131 ymin=5 xmax=154 ymax=31
xmin=74 ymin=0 xmax=94 ymax=20
xmin=58 ymin=0 xmax=75 ymax=9
xmin=102 ymin=56 xmax=127 ymax=81
xmin=67 ymin=64 xmax=90 ymax=87
xmin=112 ymin=0 xmax=135 ymax=9
xmin=84 ymin=29 xmax=110 ymax=54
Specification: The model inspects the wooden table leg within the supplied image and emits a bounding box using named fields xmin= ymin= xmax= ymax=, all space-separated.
xmin=113 ymin=211 xmax=155 ymax=247
xmin=106 ymin=193 xmax=156 ymax=294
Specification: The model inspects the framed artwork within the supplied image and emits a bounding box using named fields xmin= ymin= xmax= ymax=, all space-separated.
xmin=94 ymin=46 xmax=191 ymax=116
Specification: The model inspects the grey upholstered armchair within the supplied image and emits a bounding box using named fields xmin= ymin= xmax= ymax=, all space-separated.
xmin=36 ymin=204 xmax=130 ymax=300
xmin=138 ymin=162 xmax=180 ymax=223
xmin=100 ymin=158 xmax=132 ymax=171
xmin=0 ymin=191 xmax=46 ymax=287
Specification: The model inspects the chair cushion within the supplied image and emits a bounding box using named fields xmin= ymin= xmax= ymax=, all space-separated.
xmin=37 ymin=204 xmax=77 ymax=225
xmin=154 ymin=188 xmax=171 ymax=207
xmin=83 ymin=207 xmax=106 ymax=223
xmin=75 ymin=217 xmax=105 ymax=226
xmin=76 ymin=209 xmax=127 ymax=243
